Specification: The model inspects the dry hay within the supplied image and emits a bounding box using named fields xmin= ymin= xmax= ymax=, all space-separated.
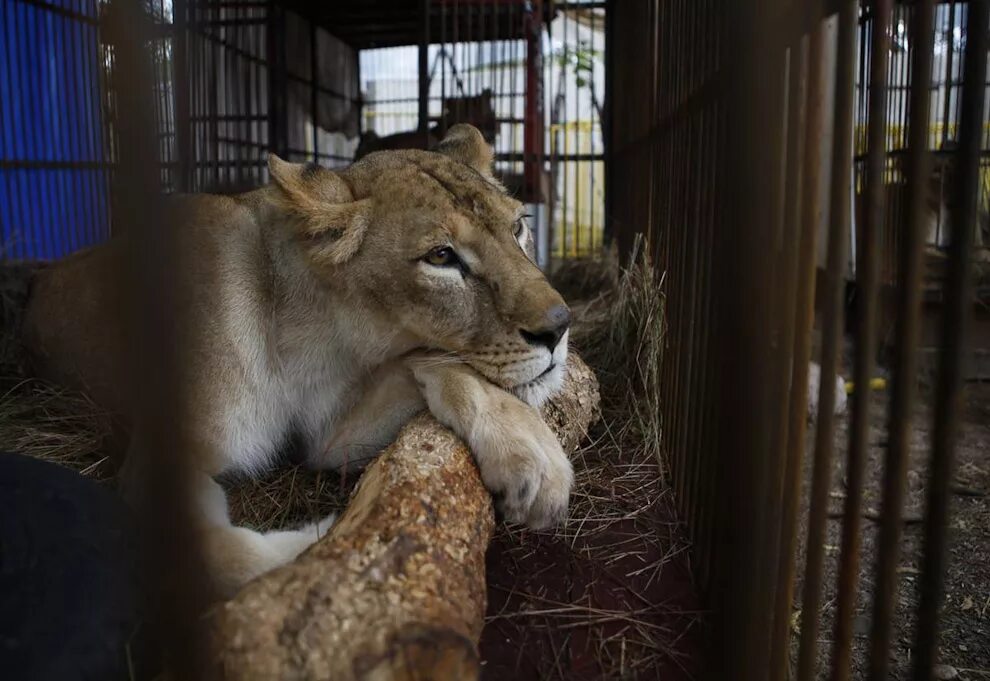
xmin=0 ymin=378 xmax=117 ymax=480
xmin=0 ymin=248 xmax=701 ymax=679
xmin=1 ymin=262 xmax=118 ymax=481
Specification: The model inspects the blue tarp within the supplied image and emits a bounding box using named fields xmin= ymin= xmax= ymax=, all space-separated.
xmin=0 ymin=0 xmax=109 ymax=260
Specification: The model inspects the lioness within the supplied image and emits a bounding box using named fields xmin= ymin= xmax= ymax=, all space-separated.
xmin=23 ymin=125 xmax=573 ymax=596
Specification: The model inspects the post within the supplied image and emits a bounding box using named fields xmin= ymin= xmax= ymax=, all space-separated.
xmin=267 ymin=0 xmax=288 ymax=159
xmin=419 ymin=0 xmax=431 ymax=147
xmin=173 ymin=0 xmax=191 ymax=191
xmin=310 ymin=22 xmax=318 ymax=160
xmin=523 ymin=0 xmax=544 ymax=202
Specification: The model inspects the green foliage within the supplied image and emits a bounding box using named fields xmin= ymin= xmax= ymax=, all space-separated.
xmin=554 ymin=40 xmax=601 ymax=89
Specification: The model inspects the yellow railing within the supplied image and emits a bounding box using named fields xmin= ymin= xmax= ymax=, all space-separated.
xmin=852 ymin=122 xmax=990 ymax=206
xmin=853 ymin=122 xmax=990 ymax=154
xmin=549 ymin=120 xmax=604 ymax=258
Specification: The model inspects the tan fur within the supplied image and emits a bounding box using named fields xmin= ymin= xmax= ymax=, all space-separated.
xmin=23 ymin=125 xmax=572 ymax=597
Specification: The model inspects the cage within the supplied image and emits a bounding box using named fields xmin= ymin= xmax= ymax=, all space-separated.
xmin=1 ymin=0 xmax=988 ymax=679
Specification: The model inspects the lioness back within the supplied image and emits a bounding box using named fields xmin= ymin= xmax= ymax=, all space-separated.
xmin=22 ymin=193 xmax=262 ymax=427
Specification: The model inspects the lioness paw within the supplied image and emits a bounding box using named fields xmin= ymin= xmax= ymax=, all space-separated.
xmin=409 ymin=359 xmax=573 ymax=530
xmin=474 ymin=412 xmax=573 ymax=529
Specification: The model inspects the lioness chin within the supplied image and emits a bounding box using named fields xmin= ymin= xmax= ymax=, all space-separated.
xmin=23 ymin=124 xmax=572 ymax=597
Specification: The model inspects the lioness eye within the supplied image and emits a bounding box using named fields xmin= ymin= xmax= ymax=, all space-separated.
xmin=423 ymin=246 xmax=460 ymax=267
xmin=514 ymin=215 xmax=531 ymax=239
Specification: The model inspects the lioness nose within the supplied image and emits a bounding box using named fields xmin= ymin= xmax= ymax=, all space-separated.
xmin=520 ymin=304 xmax=571 ymax=351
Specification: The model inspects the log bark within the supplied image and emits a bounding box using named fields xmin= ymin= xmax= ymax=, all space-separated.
xmin=209 ymin=354 xmax=600 ymax=681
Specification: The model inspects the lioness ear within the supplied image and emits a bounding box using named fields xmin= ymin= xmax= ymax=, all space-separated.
xmin=436 ymin=124 xmax=494 ymax=177
xmin=268 ymin=154 xmax=369 ymax=264
xmin=269 ymin=154 xmax=353 ymax=204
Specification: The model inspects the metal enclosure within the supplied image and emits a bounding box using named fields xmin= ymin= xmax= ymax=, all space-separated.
xmin=607 ymin=0 xmax=988 ymax=679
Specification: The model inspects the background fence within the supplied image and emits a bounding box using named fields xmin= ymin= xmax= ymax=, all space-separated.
xmin=1 ymin=0 xmax=603 ymax=266
xmin=1 ymin=0 xmax=360 ymax=258
xmin=853 ymin=1 xmax=990 ymax=286
xmin=358 ymin=0 xmax=606 ymax=265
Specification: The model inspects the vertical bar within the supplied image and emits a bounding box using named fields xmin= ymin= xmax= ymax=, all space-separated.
xmin=198 ymin=1 xmax=208 ymax=187
xmin=830 ymin=3 xmax=891 ymax=680
xmin=62 ymin=5 xmax=85 ymax=250
xmin=769 ymin=21 xmax=826 ymax=681
xmin=110 ymin=2 xmax=211 ymax=678
xmin=912 ymin=1 xmax=988 ymax=678
xmin=796 ymin=1 xmax=858 ymax=677
xmin=237 ymin=2 xmax=248 ymax=183
xmin=419 ymin=0 xmax=430 ymax=139
xmin=267 ymin=0 xmax=287 ymax=158
xmin=79 ymin=2 xmax=97 ymax=249
xmin=940 ymin=2 xmax=956 ymax=149
xmin=21 ymin=2 xmax=47 ymax=258
xmin=220 ymin=11 xmax=230 ymax=184
xmin=589 ymin=5 xmax=597 ymax=252
xmin=1 ymin=0 xmax=22 ymax=258
xmin=868 ymin=1 xmax=936 ymax=678
xmin=89 ymin=3 xmax=108 ymax=240
xmin=311 ymin=21 xmax=318 ymax=160
xmin=572 ymin=8 xmax=581 ymax=252
xmin=210 ymin=4 xmax=220 ymax=185
xmin=695 ymin=93 xmax=723 ymax=595
xmin=251 ymin=8 xmax=260 ymax=183
xmin=685 ymin=100 xmax=715 ymax=588
xmin=713 ymin=0 xmax=788 ymax=675
xmin=36 ymin=5 xmax=55 ymax=257
xmin=439 ymin=0 xmax=446 ymax=138
xmin=523 ymin=0 xmax=543 ymax=203
xmin=767 ymin=35 xmax=809 ymax=679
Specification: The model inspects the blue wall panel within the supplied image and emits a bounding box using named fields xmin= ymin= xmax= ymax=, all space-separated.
xmin=0 ymin=0 xmax=109 ymax=260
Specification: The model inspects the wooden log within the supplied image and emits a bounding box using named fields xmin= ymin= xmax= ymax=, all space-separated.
xmin=209 ymin=354 xmax=600 ymax=681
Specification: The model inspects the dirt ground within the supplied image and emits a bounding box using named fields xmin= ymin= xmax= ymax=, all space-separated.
xmin=478 ymin=439 xmax=703 ymax=680
xmin=793 ymin=375 xmax=990 ymax=680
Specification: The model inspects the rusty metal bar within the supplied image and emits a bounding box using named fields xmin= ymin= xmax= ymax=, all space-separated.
xmin=310 ymin=21 xmax=318 ymax=160
xmin=419 ymin=0 xmax=430 ymax=136
xmin=696 ymin=99 xmax=723 ymax=594
xmin=751 ymin=20 xmax=795 ymax=672
xmin=911 ymin=1 xmax=989 ymax=678
xmin=602 ymin=0 xmax=614 ymax=248
xmin=829 ymin=3 xmax=892 ymax=680
xmin=110 ymin=0 xmax=210 ymax=678
xmin=769 ymin=20 xmax=826 ymax=681
xmin=868 ymin=1 xmax=937 ymax=678
xmin=767 ymin=34 xmax=809 ymax=680
xmin=712 ymin=0 xmax=790 ymax=677
xmin=796 ymin=1 xmax=858 ymax=677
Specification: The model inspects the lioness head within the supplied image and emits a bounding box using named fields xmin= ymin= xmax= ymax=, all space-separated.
xmin=268 ymin=124 xmax=570 ymax=405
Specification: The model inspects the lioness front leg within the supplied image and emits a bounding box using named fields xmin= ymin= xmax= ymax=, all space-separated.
xmin=410 ymin=361 xmax=573 ymax=529
xmin=312 ymin=361 xmax=426 ymax=471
